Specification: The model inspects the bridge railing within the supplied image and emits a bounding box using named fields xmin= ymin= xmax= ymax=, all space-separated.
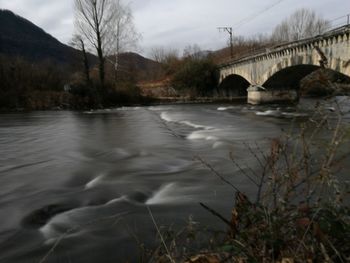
xmin=219 ymin=15 xmax=350 ymax=67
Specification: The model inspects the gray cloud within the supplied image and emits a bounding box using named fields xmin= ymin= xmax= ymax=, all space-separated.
xmin=0 ymin=0 xmax=348 ymax=57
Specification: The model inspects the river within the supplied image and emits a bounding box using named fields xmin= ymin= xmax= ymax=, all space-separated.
xmin=0 ymin=99 xmax=348 ymax=262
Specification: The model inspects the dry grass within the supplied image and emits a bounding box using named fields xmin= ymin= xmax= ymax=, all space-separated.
xmin=152 ymin=97 xmax=350 ymax=263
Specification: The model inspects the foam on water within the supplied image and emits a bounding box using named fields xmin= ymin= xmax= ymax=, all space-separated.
xmin=146 ymin=183 xmax=178 ymax=205
xmin=160 ymin=112 xmax=213 ymax=130
xmin=105 ymin=196 xmax=126 ymax=205
xmin=256 ymin=110 xmax=281 ymax=116
xmin=39 ymin=212 xmax=72 ymax=240
xmin=39 ymin=205 xmax=103 ymax=240
xmin=217 ymin=107 xmax=228 ymax=111
xmin=281 ymin=112 xmax=308 ymax=117
xmin=179 ymin=120 xmax=213 ymax=130
xmin=117 ymin=106 xmax=141 ymax=111
xmin=256 ymin=109 xmax=308 ymax=118
xmin=217 ymin=106 xmax=235 ymax=111
xmin=40 ymin=222 xmax=58 ymax=241
xmin=113 ymin=147 xmax=133 ymax=158
xmin=148 ymin=106 xmax=173 ymax=111
xmin=212 ymin=141 xmax=226 ymax=149
xmin=85 ymin=174 xmax=104 ymax=189
xmin=187 ymin=130 xmax=220 ymax=141
xmin=83 ymin=107 xmax=141 ymax=114
xmin=40 ymin=208 xmax=130 ymax=244
xmin=160 ymin=112 xmax=173 ymax=122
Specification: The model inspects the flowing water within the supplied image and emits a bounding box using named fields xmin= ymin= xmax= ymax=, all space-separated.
xmin=0 ymin=99 xmax=348 ymax=262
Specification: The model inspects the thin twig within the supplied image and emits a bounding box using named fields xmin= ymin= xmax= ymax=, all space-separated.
xmin=195 ymin=156 xmax=241 ymax=193
xmin=199 ymin=203 xmax=232 ymax=227
xmin=294 ymin=208 xmax=322 ymax=257
xmin=256 ymin=162 xmax=269 ymax=205
xmin=326 ymin=236 xmax=345 ymax=263
xmin=39 ymin=212 xmax=129 ymax=263
xmin=244 ymin=142 xmax=265 ymax=169
xmin=229 ymin=152 xmax=259 ymax=186
xmin=242 ymin=159 xmax=261 ymax=180
xmin=146 ymin=206 xmax=176 ymax=263
xmin=254 ymin=141 xmax=268 ymax=163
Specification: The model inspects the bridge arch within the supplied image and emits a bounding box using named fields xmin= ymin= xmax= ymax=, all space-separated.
xmin=217 ymin=74 xmax=250 ymax=97
xmin=261 ymin=55 xmax=350 ymax=85
xmin=263 ymin=65 xmax=320 ymax=90
xmin=263 ymin=65 xmax=350 ymax=94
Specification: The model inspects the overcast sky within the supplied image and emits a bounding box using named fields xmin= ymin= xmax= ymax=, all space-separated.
xmin=0 ymin=0 xmax=349 ymax=57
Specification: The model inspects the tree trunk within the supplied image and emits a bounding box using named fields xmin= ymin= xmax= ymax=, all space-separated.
xmin=96 ymin=29 xmax=105 ymax=86
xmin=80 ymin=40 xmax=90 ymax=85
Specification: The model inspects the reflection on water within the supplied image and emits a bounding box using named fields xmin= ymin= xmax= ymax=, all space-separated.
xmin=0 ymin=99 xmax=348 ymax=262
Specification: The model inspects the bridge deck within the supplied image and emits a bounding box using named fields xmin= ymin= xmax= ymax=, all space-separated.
xmin=220 ymin=25 xmax=350 ymax=68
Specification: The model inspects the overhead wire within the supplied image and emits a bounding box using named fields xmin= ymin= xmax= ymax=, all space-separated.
xmin=328 ymin=14 xmax=350 ymax=22
xmin=230 ymin=0 xmax=348 ymax=33
xmin=232 ymin=0 xmax=288 ymax=30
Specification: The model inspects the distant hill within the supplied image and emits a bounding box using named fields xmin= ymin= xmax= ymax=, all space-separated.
xmin=116 ymin=52 xmax=162 ymax=81
xmin=0 ymin=9 xmax=161 ymax=81
xmin=0 ymin=9 xmax=82 ymax=65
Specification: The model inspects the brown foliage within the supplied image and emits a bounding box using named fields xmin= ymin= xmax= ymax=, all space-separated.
xmin=0 ymin=55 xmax=69 ymax=110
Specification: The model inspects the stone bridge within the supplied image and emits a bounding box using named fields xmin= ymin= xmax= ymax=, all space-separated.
xmin=218 ymin=26 xmax=350 ymax=96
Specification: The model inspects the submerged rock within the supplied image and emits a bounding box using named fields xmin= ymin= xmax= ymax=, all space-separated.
xmin=21 ymin=204 xmax=76 ymax=228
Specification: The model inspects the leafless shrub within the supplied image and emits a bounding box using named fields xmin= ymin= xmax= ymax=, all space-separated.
xmin=156 ymin=98 xmax=350 ymax=263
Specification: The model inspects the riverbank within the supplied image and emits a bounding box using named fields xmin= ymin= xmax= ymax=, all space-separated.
xmin=153 ymin=97 xmax=350 ymax=263
xmin=0 ymin=96 xmax=247 ymax=112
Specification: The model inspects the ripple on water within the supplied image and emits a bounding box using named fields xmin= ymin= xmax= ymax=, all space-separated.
xmin=256 ymin=109 xmax=308 ymax=118
xmin=145 ymin=183 xmax=197 ymax=205
xmin=160 ymin=112 xmax=214 ymax=130
xmin=217 ymin=106 xmax=235 ymax=111
xmin=85 ymin=174 xmax=105 ymax=189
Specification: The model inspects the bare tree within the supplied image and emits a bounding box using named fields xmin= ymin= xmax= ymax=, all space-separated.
xmin=151 ymin=46 xmax=179 ymax=64
xmin=74 ymin=0 xmax=115 ymax=86
xmin=271 ymin=9 xmax=330 ymax=42
xmin=182 ymin=44 xmax=203 ymax=60
xmin=70 ymin=34 xmax=91 ymax=85
xmin=105 ymin=0 xmax=140 ymax=82
xmin=271 ymin=21 xmax=290 ymax=43
xmin=150 ymin=46 xmax=180 ymax=76
xmin=150 ymin=47 xmax=167 ymax=64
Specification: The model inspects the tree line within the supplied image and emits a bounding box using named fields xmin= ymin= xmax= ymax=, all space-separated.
xmin=72 ymin=0 xmax=139 ymax=87
xmin=213 ymin=8 xmax=331 ymax=63
xmin=143 ymin=8 xmax=332 ymax=98
xmin=0 ymin=5 xmax=335 ymax=110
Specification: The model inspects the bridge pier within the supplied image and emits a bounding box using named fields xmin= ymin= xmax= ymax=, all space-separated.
xmin=247 ymin=85 xmax=298 ymax=105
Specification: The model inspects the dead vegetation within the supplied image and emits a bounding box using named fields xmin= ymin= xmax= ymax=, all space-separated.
xmin=149 ymin=97 xmax=350 ymax=263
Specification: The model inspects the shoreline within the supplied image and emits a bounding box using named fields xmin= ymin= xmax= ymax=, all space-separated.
xmin=1 ymin=94 xmax=348 ymax=113
xmin=0 ymin=97 xmax=247 ymax=113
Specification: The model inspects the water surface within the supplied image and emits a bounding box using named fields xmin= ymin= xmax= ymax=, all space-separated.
xmin=0 ymin=100 xmax=347 ymax=262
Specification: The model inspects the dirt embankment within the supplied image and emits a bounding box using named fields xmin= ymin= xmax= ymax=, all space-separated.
xmin=300 ymin=69 xmax=350 ymax=96
xmin=138 ymin=78 xmax=178 ymax=99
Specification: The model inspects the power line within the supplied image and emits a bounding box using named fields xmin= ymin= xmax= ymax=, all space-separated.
xmin=232 ymin=0 xmax=288 ymax=30
xmin=217 ymin=0 xmax=288 ymax=56
xmin=328 ymin=13 xmax=350 ymax=22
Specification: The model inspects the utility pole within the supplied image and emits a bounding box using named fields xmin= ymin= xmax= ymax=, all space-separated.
xmin=218 ymin=27 xmax=233 ymax=59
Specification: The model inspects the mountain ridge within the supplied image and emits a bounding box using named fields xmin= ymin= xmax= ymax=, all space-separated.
xmin=0 ymin=9 xmax=80 ymax=65
xmin=0 ymin=9 xmax=160 ymax=81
